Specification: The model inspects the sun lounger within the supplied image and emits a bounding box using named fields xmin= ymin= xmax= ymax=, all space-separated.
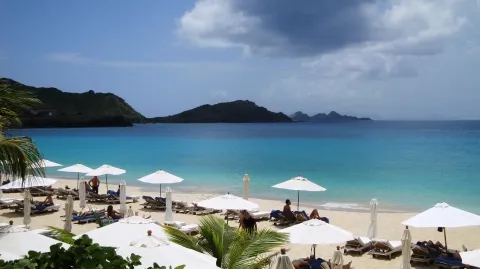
xmin=410 ymin=244 xmax=436 ymax=264
xmin=86 ymin=192 xmax=109 ymax=203
xmin=164 ymin=221 xmax=199 ymax=235
xmin=106 ymin=190 xmax=140 ymax=203
xmin=344 ymin=236 xmax=373 ymax=255
xmin=434 ymin=256 xmax=465 ymax=269
xmin=187 ymin=202 xmax=217 ymax=215
xmin=250 ymin=211 xmax=270 ymax=221
xmin=141 ymin=196 xmax=166 ymax=210
xmin=14 ymin=203 xmax=60 ymax=214
xmin=56 ymin=188 xmax=79 ymax=200
xmin=368 ymin=239 xmax=402 ymax=260
xmin=30 ymin=187 xmax=55 ymax=197
xmin=0 ymin=198 xmax=22 ymax=209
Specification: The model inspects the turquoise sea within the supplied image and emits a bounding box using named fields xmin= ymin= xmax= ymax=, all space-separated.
xmin=10 ymin=121 xmax=480 ymax=213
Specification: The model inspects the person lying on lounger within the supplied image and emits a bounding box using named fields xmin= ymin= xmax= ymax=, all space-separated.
xmin=77 ymin=208 xmax=106 ymax=216
xmin=284 ymin=199 xmax=329 ymax=223
xmin=35 ymin=195 xmax=54 ymax=206
xmin=292 ymin=256 xmax=312 ymax=269
xmin=107 ymin=205 xmax=123 ymax=219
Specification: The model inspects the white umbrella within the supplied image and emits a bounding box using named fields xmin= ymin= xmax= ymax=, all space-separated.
xmin=331 ymin=247 xmax=344 ymax=269
xmin=275 ymin=254 xmax=295 ymax=269
xmin=32 ymin=159 xmax=62 ymax=168
xmin=402 ymin=202 xmax=480 ymax=249
xmin=86 ymin=164 xmax=126 ymax=192
xmin=243 ymin=174 xmax=250 ymax=200
xmin=23 ymin=190 xmax=32 ymax=228
xmin=367 ymin=198 xmax=378 ymax=238
xmin=280 ymin=219 xmax=354 ymax=257
xmin=119 ymin=180 xmax=127 ymax=216
xmin=272 ymin=176 xmax=326 ymax=210
xmin=64 ymin=195 xmax=73 ymax=232
xmin=197 ymin=193 xmax=259 ymax=211
xmin=399 ymin=228 xmax=412 ymax=269
xmin=165 ymin=187 xmax=173 ymax=222
xmin=0 ymin=177 xmax=57 ymax=189
xmin=116 ymin=230 xmax=218 ymax=269
xmin=78 ymin=178 xmax=86 ymax=209
xmin=0 ymin=177 xmax=3 ymax=198
xmin=460 ymin=249 xmax=480 ymax=267
xmin=75 ymin=216 xmax=165 ymax=247
xmin=58 ymin=163 xmax=93 ymax=189
xmin=137 ymin=170 xmax=184 ymax=197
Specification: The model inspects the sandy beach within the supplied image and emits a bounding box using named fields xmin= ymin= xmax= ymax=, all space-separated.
xmin=1 ymin=178 xmax=479 ymax=269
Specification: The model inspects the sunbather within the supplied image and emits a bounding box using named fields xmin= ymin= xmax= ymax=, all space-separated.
xmin=284 ymin=199 xmax=329 ymax=223
xmin=36 ymin=195 xmax=54 ymax=206
xmin=283 ymin=199 xmax=297 ymax=220
xmin=106 ymin=205 xmax=123 ymax=219
xmin=292 ymin=256 xmax=311 ymax=269
xmin=238 ymin=210 xmax=257 ymax=235
xmin=77 ymin=208 xmax=105 ymax=216
xmin=84 ymin=182 xmax=93 ymax=192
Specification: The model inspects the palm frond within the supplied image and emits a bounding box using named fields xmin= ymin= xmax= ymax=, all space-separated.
xmin=163 ymin=225 xmax=203 ymax=253
xmin=43 ymin=226 xmax=76 ymax=244
xmin=0 ymin=136 xmax=44 ymax=182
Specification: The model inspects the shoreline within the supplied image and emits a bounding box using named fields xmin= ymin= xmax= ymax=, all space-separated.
xmin=51 ymin=176 xmax=415 ymax=214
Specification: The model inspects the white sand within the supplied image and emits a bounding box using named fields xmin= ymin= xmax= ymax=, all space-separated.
xmin=1 ymin=178 xmax=479 ymax=269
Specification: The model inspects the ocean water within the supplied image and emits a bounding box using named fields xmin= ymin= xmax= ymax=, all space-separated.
xmin=9 ymin=121 xmax=480 ymax=213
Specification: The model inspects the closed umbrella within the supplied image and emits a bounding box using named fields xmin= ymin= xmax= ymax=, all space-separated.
xmin=64 ymin=195 xmax=73 ymax=232
xmin=331 ymin=247 xmax=344 ymax=269
xmin=165 ymin=187 xmax=173 ymax=222
xmin=23 ymin=190 xmax=31 ymax=229
xmin=275 ymin=254 xmax=295 ymax=269
xmin=460 ymin=249 xmax=480 ymax=267
xmin=402 ymin=202 xmax=480 ymax=249
xmin=78 ymin=178 xmax=86 ymax=209
xmin=137 ymin=170 xmax=183 ymax=197
xmin=367 ymin=199 xmax=378 ymax=238
xmin=119 ymin=181 xmax=127 ymax=216
xmin=58 ymin=163 xmax=93 ymax=189
xmin=399 ymin=228 xmax=412 ymax=269
xmin=86 ymin=164 xmax=126 ymax=192
xmin=272 ymin=176 xmax=326 ymax=211
xmin=243 ymin=174 xmax=250 ymax=200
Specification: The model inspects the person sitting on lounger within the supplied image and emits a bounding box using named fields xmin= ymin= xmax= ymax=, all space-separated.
xmin=84 ymin=182 xmax=93 ymax=192
xmin=107 ymin=205 xmax=123 ymax=219
xmin=39 ymin=195 xmax=54 ymax=206
xmin=283 ymin=199 xmax=297 ymax=220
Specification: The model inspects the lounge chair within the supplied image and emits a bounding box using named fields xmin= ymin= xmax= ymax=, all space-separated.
xmin=106 ymin=190 xmax=140 ymax=203
xmin=368 ymin=239 xmax=402 ymax=260
xmin=410 ymin=244 xmax=436 ymax=264
xmin=164 ymin=221 xmax=199 ymax=236
xmin=56 ymin=188 xmax=79 ymax=200
xmin=434 ymin=256 xmax=465 ymax=269
xmin=142 ymin=196 xmax=166 ymax=210
xmin=86 ymin=192 xmax=109 ymax=203
xmin=14 ymin=203 xmax=60 ymax=214
xmin=344 ymin=236 xmax=373 ymax=255
xmin=0 ymin=198 xmax=22 ymax=209
xmin=250 ymin=211 xmax=271 ymax=221
xmin=187 ymin=202 xmax=217 ymax=215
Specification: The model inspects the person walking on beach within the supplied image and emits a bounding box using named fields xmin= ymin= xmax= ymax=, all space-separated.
xmin=89 ymin=176 xmax=100 ymax=194
xmin=239 ymin=210 xmax=257 ymax=235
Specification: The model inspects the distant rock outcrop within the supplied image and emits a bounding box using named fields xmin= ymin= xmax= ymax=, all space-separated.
xmin=150 ymin=100 xmax=292 ymax=123
xmin=290 ymin=111 xmax=372 ymax=122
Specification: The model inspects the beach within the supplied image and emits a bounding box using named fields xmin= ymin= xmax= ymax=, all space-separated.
xmin=1 ymin=178 xmax=479 ymax=269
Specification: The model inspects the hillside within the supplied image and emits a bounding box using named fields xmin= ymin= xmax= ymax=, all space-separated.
xmin=290 ymin=111 xmax=372 ymax=122
xmin=0 ymin=78 xmax=145 ymax=128
xmin=151 ymin=100 xmax=292 ymax=123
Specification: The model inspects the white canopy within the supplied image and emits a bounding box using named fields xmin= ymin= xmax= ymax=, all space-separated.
xmin=75 ymin=216 xmax=166 ymax=248
xmin=58 ymin=164 xmax=93 ymax=173
xmin=280 ymin=219 xmax=353 ymax=245
xmin=0 ymin=223 xmax=68 ymax=261
xmin=272 ymin=176 xmax=326 ymax=210
xmin=32 ymin=159 xmax=62 ymax=168
xmin=402 ymin=203 xmax=480 ymax=228
xmin=116 ymin=231 xmax=218 ymax=269
xmin=0 ymin=177 xmax=57 ymax=190
xmin=367 ymin=199 xmax=378 ymax=238
xmin=137 ymin=170 xmax=183 ymax=197
xmin=86 ymin=164 xmax=126 ymax=177
xmin=460 ymin=249 xmax=480 ymax=267
xmin=197 ymin=194 xmax=259 ymax=211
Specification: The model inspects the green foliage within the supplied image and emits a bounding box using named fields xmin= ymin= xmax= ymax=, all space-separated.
xmin=164 ymin=215 xmax=288 ymax=269
xmin=0 ymin=84 xmax=42 ymax=129
xmin=0 ymin=235 xmax=185 ymax=269
xmin=43 ymin=226 xmax=76 ymax=244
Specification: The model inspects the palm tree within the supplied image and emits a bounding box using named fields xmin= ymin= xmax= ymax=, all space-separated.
xmin=163 ymin=215 xmax=288 ymax=269
xmin=0 ymin=84 xmax=45 ymax=181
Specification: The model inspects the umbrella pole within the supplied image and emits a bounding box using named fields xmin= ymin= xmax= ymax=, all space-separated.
xmin=77 ymin=173 xmax=79 ymax=190
xmin=159 ymin=184 xmax=162 ymax=198
xmin=443 ymin=227 xmax=448 ymax=250
xmin=106 ymin=175 xmax=108 ymax=192
xmin=297 ymin=190 xmax=300 ymax=211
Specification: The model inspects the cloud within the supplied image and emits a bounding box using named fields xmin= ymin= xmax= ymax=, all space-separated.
xmin=178 ymin=0 xmax=476 ymax=79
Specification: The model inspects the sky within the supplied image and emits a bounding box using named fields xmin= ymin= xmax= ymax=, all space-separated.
xmin=1 ymin=0 xmax=479 ymax=120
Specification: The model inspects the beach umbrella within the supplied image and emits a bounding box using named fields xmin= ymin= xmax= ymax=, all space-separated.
xmin=78 ymin=178 xmax=86 ymax=209
xmin=75 ymin=216 xmax=166 ymax=247
xmin=197 ymin=193 xmax=259 ymax=211
xmin=116 ymin=230 xmax=218 ymax=269
xmin=274 ymin=253 xmax=295 ymax=269
xmin=0 ymin=221 xmax=68 ymax=261
xmin=460 ymin=249 xmax=480 ymax=267
xmin=58 ymin=163 xmax=94 ymax=189
xmin=0 ymin=177 xmax=57 ymax=190
xmin=165 ymin=187 xmax=173 ymax=222
xmin=32 ymin=159 xmax=62 ymax=168
xmin=127 ymin=206 xmax=134 ymax=217
xmin=243 ymin=174 xmax=250 ymax=200
xmin=64 ymin=195 xmax=73 ymax=232
xmin=86 ymin=164 xmax=126 ymax=192
xmin=331 ymin=246 xmax=344 ymax=269
xmin=23 ymin=190 xmax=32 ymax=229
xmin=367 ymin=198 xmax=378 ymax=238
xmin=402 ymin=202 xmax=480 ymax=249
xmin=272 ymin=175 xmax=326 ymax=211
xmin=280 ymin=219 xmax=353 ymax=258
xmin=399 ymin=228 xmax=412 ymax=269
xmin=137 ymin=170 xmax=183 ymax=197
xmin=119 ymin=180 xmax=127 ymax=216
